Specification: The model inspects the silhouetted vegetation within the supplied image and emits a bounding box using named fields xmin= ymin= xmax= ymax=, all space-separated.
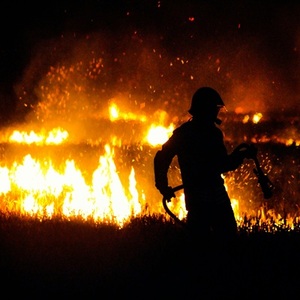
xmin=1 ymin=212 xmax=300 ymax=298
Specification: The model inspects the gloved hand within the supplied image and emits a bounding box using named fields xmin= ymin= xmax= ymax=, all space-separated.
xmin=159 ymin=186 xmax=176 ymax=202
xmin=244 ymin=143 xmax=258 ymax=159
xmin=233 ymin=143 xmax=258 ymax=160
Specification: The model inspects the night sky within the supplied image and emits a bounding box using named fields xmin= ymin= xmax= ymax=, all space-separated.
xmin=0 ymin=0 xmax=299 ymax=125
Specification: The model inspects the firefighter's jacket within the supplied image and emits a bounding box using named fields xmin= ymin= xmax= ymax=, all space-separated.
xmin=154 ymin=118 xmax=244 ymax=210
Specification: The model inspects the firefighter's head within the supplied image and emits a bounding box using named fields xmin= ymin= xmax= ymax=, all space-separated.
xmin=188 ymin=87 xmax=225 ymax=123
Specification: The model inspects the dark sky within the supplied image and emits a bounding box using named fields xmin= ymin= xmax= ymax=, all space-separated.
xmin=0 ymin=0 xmax=299 ymax=124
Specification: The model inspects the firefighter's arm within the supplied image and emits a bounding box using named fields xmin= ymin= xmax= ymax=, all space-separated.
xmin=226 ymin=143 xmax=258 ymax=171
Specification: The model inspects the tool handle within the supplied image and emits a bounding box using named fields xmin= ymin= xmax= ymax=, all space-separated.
xmin=162 ymin=185 xmax=185 ymax=226
xmin=253 ymin=156 xmax=274 ymax=199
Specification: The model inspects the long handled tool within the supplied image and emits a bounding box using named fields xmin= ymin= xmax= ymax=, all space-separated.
xmin=162 ymin=184 xmax=184 ymax=225
xmin=253 ymin=154 xmax=274 ymax=199
xmin=235 ymin=143 xmax=274 ymax=199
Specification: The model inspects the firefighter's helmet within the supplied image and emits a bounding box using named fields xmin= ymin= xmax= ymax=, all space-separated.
xmin=188 ymin=87 xmax=225 ymax=116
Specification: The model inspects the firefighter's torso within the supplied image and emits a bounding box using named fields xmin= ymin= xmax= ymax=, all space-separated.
xmin=168 ymin=120 xmax=227 ymax=189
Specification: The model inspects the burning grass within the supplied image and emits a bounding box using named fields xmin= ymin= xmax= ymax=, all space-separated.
xmin=0 ymin=105 xmax=299 ymax=227
xmin=0 ymin=114 xmax=299 ymax=297
xmin=0 ymin=139 xmax=298 ymax=227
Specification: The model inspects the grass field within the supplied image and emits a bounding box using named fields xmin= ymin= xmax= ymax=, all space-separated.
xmin=1 ymin=213 xmax=300 ymax=299
xmin=0 ymin=120 xmax=299 ymax=298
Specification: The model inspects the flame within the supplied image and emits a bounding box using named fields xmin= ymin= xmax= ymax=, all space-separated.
xmin=145 ymin=124 xmax=174 ymax=146
xmin=7 ymin=41 xmax=299 ymax=232
xmin=109 ymin=103 xmax=119 ymax=120
xmin=242 ymin=112 xmax=263 ymax=124
xmin=168 ymin=192 xmax=187 ymax=220
xmin=109 ymin=102 xmax=147 ymax=122
xmin=9 ymin=127 xmax=69 ymax=145
xmin=0 ymin=144 xmax=142 ymax=226
xmin=230 ymin=198 xmax=240 ymax=220
xmin=0 ymin=99 xmax=298 ymax=231
xmin=252 ymin=112 xmax=263 ymax=124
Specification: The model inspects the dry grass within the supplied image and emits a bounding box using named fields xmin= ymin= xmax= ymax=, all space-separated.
xmin=1 ymin=212 xmax=300 ymax=298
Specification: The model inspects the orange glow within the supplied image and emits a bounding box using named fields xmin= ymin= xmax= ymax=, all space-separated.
xmin=5 ymin=24 xmax=299 ymax=233
xmin=0 ymin=103 xmax=298 ymax=230
xmin=145 ymin=124 xmax=174 ymax=146
xmin=241 ymin=112 xmax=263 ymax=124
xmin=9 ymin=128 xmax=69 ymax=145
xmin=252 ymin=112 xmax=263 ymax=123
xmin=109 ymin=102 xmax=147 ymax=122
xmin=0 ymin=57 xmax=298 ymax=231
xmin=0 ymin=144 xmax=142 ymax=226
xmin=242 ymin=115 xmax=250 ymax=123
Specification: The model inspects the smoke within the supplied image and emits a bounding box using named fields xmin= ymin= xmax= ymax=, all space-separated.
xmin=4 ymin=0 xmax=299 ymax=129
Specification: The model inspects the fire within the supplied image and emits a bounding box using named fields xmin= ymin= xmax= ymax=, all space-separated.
xmin=252 ymin=112 xmax=263 ymax=124
xmin=4 ymin=32 xmax=298 ymax=232
xmin=169 ymin=192 xmax=187 ymax=220
xmin=242 ymin=112 xmax=263 ymax=124
xmin=145 ymin=124 xmax=174 ymax=146
xmin=109 ymin=102 xmax=147 ymax=122
xmin=9 ymin=127 xmax=69 ymax=145
xmin=143 ymin=109 xmax=175 ymax=146
xmin=230 ymin=198 xmax=240 ymax=218
xmin=109 ymin=103 xmax=119 ymax=120
xmin=0 ymin=96 xmax=298 ymax=231
xmin=0 ymin=144 xmax=143 ymax=226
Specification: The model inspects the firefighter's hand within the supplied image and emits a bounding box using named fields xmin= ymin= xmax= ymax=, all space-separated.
xmin=160 ymin=186 xmax=176 ymax=202
xmin=244 ymin=144 xmax=258 ymax=159
xmin=234 ymin=143 xmax=258 ymax=159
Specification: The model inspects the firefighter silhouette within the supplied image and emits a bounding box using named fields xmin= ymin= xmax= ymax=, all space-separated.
xmin=154 ymin=87 xmax=257 ymax=239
